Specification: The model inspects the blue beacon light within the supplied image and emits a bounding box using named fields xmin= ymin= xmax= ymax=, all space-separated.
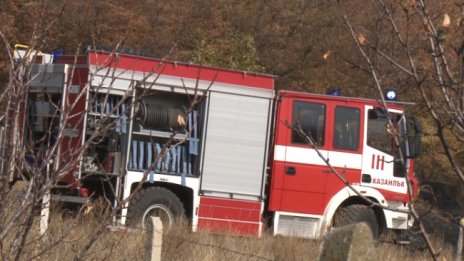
xmin=327 ymin=88 xmax=341 ymax=96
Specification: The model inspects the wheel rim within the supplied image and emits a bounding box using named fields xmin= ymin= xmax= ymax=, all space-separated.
xmin=142 ymin=204 xmax=173 ymax=230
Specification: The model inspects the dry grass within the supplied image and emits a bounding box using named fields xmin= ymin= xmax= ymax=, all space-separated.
xmin=375 ymin=238 xmax=454 ymax=261
xmin=0 ymin=186 xmax=457 ymax=261
xmin=162 ymin=223 xmax=320 ymax=260
xmin=2 ymin=214 xmax=455 ymax=261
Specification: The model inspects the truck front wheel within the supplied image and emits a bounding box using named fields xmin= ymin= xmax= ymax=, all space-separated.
xmin=333 ymin=204 xmax=379 ymax=239
xmin=127 ymin=187 xmax=185 ymax=230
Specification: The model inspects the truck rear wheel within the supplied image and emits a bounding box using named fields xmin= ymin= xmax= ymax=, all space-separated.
xmin=333 ymin=204 xmax=379 ymax=239
xmin=127 ymin=187 xmax=185 ymax=230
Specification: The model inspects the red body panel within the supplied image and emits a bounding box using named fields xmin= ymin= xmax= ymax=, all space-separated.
xmin=325 ymin=168 xmax=362 ymax=201
xmin=198 ymin=197 xmax=262 ymax=236
xmin=88 ymin=51 xmax=274 ymax=90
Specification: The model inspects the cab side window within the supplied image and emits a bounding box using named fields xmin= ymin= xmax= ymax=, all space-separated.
xmin=291 ymin=101 xmax=325 ymax=146
xmin=333 ymin=106 xmax=360 ymax=150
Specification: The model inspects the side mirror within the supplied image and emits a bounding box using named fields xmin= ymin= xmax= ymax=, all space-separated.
xmin=406 ymin=117 xmax=422 ymax=158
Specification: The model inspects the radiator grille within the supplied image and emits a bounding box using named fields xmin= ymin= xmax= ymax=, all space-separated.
xmin=276 ymin=215 xmax=319 ymax=238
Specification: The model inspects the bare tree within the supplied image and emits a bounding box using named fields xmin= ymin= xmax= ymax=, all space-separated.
xmin=333 ymin=0 xmax=464 ymax=259
xmin=337 ymin=0 xmax=463 ymax=182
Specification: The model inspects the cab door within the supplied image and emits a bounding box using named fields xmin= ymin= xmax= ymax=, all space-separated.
xmin=360 ymin=106 xmax=408 ymax=198
xmin=325 ymin=103 xmax=364 ymax=197
xmin=270 ymin=96 xmax=329 ymax=215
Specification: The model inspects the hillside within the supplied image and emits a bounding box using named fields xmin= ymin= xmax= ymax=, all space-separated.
xmin=0 ymin=0 xmax=463 ymax=260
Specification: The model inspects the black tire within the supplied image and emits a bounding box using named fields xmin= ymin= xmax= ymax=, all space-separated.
xmin=127 ymin=187 xmax=185 ymax=230
xmin=333 ymin=204 xmax=379 ymax=239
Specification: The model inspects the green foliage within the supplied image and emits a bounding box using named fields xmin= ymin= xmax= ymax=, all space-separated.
xmin=192 ymin=33 xmax=265 ymax=72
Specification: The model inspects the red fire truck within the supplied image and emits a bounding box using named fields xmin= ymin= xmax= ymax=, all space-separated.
xmin=12 ymin=48 xmax=421 ymax=239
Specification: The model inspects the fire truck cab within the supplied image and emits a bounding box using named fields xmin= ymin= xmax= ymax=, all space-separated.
xmin=269 ymin=91 xmax=421 ymax=238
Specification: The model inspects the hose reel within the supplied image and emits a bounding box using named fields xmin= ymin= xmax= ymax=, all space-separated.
xmin=134 ymin=102 xmax=187 ymax=131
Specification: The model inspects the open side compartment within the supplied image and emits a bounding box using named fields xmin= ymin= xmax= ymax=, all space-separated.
xmin=127 ymin=89 xmax=205 ymax=177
